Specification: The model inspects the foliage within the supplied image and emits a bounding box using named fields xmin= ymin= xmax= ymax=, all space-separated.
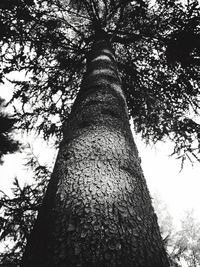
xmin=0 ymin=0 xmax=200 ymax=164
xmin=0 ymin=97 xmax=19 ymax=164
xmin=0 ymin=148 xmax=51 ymax=265
xmin=152 ymin=193 xmax=174 ymax=246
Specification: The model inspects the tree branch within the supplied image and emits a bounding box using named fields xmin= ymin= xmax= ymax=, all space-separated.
xmin=112 ymin=33 xmax=142 ymax=44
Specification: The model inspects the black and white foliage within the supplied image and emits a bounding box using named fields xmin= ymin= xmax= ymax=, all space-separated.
xmin=0 ymin=0 xmax=200 ymax=164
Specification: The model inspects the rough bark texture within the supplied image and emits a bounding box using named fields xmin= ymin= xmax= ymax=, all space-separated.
xmin=21 ymin=33 xmax=170 ymax=267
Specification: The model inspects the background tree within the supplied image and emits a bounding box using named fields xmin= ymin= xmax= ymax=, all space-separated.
xmin=1 ymin=0 xmax=200 ymax=266
xmin=0 ymin=97 xmax=19 ymax=164
xmin=153 ymin=196 xmax=200 ymax=267
xmin=170 ymin=211 xmax=200 ymax=267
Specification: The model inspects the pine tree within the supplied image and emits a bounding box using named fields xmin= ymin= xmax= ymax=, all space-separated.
xmin=1 ymin=0 xmax=200 ymax=266
xmin=21 ymin=30 xmax=170 ymax=266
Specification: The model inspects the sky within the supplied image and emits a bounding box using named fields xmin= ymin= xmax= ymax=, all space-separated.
xmin=135 ymin=135 xmax=200 ymax=227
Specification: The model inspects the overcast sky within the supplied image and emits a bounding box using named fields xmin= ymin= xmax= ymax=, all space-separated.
xmin=136 ymin=134 xmax=200 ymax=226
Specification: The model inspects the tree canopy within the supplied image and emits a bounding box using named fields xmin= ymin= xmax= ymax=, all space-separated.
xmin=1 ymin=0 xmax=200 ymax=165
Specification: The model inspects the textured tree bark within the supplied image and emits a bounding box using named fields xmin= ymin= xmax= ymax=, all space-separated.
xmin=21 ymin=32 xmax=170 ymax=267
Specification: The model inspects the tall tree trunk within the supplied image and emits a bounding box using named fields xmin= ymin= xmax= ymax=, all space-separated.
xmin=21 ymin=32 xmax=170 ymax=267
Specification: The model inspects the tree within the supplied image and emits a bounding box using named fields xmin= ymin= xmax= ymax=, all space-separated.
xmin=1 ymin=0 xmax=200 ymax=266
xmin=21 ymin=31 xmax=170 ymax=267
xmin=0 ymin=97 xmax=19 ymax=164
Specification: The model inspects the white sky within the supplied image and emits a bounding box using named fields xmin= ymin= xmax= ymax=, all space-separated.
xmin=135 ymin=135 xmax=200 ymax=227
